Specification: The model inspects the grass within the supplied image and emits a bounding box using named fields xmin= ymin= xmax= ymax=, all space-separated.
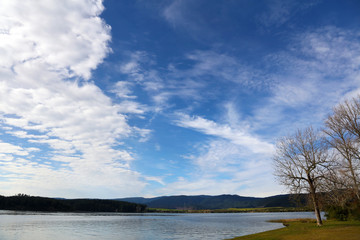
xmin=228 ymin=219 xmax=360 ymax=240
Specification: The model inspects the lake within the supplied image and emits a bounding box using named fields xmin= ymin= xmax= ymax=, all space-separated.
xmin=0 ymin=211 xmax=318 ymax=240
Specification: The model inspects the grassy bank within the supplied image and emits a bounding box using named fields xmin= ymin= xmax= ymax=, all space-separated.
xmin=228 ymin=219 xmax=360 ymax=240
xmin=147 ymin=207 xmax=311 ymax=213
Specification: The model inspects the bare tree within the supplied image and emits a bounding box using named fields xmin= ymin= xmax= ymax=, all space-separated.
xmin=273 ymin=127 xmax=332 ymax=226
xmin=332 ymin=97 xmax=360 ymax=139
xmin=324 ymin=97 xmax=360 ymax=201
xmin=320 ymin=164 xmax=355 ymax=208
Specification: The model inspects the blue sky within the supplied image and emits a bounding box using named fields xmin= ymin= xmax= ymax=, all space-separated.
xmin=0 ymin=0 xmax=359 ymax=198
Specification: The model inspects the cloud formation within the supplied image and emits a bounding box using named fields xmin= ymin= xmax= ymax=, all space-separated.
xmin=0 ymin=0 xmax=148 ymax=198
xmin=175 ymin=113 xmax=274 ymax=155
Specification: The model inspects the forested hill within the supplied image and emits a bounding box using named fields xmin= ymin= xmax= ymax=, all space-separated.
xmin=118 ymin=194 xmax=306 ymax=210
xmin=0 ymin=194 xmax=306 ymax=212
xmin=0 ymin=194 xmax=146 ymax=212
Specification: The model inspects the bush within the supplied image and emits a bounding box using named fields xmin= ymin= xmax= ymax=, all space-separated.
xmin=326 ymin=205 xmax=360 ymax=221
xmin=349 ymin=205 xmax=360 ymax=220
xmin=325 ymin=206 xmax=350 ymax=221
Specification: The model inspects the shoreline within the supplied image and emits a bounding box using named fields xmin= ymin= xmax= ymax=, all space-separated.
xmin=147 ymin=207 xmax=312 ymax=213
xmin=227 ymin=219 xmax=360 ymax=240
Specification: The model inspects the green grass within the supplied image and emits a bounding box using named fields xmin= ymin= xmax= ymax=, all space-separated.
xmin=228 ymin=219 xmax=360 ymax=240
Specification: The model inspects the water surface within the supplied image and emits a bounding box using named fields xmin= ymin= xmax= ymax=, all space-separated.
xmin=0 ymin=211 xmax=318 ymax=240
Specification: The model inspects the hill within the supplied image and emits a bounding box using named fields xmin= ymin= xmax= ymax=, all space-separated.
xmin=0 ymin=194 xmax=306 ymax=212
xmin=0 ymin=194 xmax=146 ymax=212
xmin=118 ymin=194 xmax=306 ymax=210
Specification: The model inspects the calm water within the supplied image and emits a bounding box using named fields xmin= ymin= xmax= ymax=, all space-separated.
xmin=0 ymin=211 xmax=318 ymax=240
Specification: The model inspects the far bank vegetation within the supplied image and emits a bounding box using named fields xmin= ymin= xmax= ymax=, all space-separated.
xmin=0 ymin=194 xmax=146 ymax=213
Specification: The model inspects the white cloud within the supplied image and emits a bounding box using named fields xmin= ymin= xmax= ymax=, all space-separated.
xmin=119 ymin=51 xmax=156 ymax=83
xmin=157 ymin=155 xmax=282 ymax=197
xmin=0 ymin=0 xmax=150 ymax=198
xmin=118 ymin=51 xmax=170 ymax=109
xmin=116 ymin=100 xmax=148 ymax=114
xmin=0 ymin=141 xmax=30 ymax=156
xmin=175 ymin=113 xmax=275 ymax=155
xmin=113 ymin=81 xmax=137 ymax=99
xmin=157 ymin=137 xmax=283 ymax=197
xmin=293 ymin=27 xmax=360 ymax=79
xmin=166 ymin=104 xmax=280 ymax=197
xmin=163 ymin=0 xmax=203 ymax=35
xmin=0 ymin=0 xmax=111 ymax=80
xmin=250 ymin=26 xmax=360 ymax=136
xmin=162 ymin=0 xmax=227 ymax=42
xmin=194 ymin=141 xmax=242 ymax=173
xmin=271 ymin=80 xmax=317 ymax=107
xmin=5 ymin=130 xmax=48 ymax=139
xmin=163 ymin=0 xmax=184 ymax=28
xmin=0 ymin=155 xmax=148 ymax=198
xmin=182 ymin=50 xmax=269 ymax=89
xmin=256 ymin=0 xmax=318 ymax=30
xmin=144 ymin=176 xmax=165 ymax=185
xmin=119 ymin=49 xmax=267 ymax=113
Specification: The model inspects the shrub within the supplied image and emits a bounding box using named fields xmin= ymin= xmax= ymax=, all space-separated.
xmin=326 ymin=204 xmax=360 ymax=221
xmin=325 ymin=206 xmax=350 ymax=221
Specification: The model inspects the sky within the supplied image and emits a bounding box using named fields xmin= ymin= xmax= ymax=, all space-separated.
xmin=0 ymin=0 xmax=359 ymax=199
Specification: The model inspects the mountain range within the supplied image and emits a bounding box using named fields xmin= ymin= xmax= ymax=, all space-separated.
xmin=118 ymin=194 xmax=307 ymax=210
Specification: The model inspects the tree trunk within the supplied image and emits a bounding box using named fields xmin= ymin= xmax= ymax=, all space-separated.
xmin=309 ymin=183 xmax=323 ymax=226
xmin=313 ymin=201 xmax=323 ymax=226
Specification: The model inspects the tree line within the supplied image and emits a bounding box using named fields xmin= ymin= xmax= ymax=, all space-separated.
xmin=0 ymin=194 xmax=147 ymax=213
xmin=274 ymin=96 xmax=360 ymax=226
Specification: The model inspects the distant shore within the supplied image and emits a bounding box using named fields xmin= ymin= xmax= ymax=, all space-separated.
xmin=0 ymin=194 xmax=312 ymax=214
xmin=148 ymin=206 xmax=312 ymax=213
xmin=0 ymin=194 xmax=146 ymax=213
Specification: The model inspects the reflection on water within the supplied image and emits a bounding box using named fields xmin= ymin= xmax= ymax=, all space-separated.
xmin=0 ymin=211 xmax=317 ymax=240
